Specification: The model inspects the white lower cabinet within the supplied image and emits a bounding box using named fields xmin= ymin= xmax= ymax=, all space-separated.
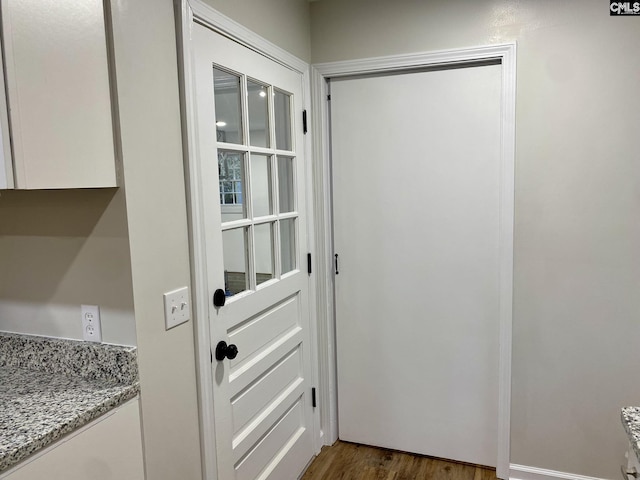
xmin=624 ymin=444 xmax=640 ymax=480
xmin=1 ymin=398 xmax=144 ymax=480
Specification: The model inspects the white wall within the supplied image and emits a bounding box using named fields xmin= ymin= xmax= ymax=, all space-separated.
xmin=310 ymin=1 xmax=640 ymax=479
xmin=108 ymin=1 xmax=312 ymax=479
xmin=108 ymin=0 xmax=202 ymax=478
xmin=0 ymin=189 xmax=136 ymax=346
xmin=202 ymin=0 xmax=311 ymax=62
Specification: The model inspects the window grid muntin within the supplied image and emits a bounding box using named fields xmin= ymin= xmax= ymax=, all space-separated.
xmin=212 ymin=63 xmax=299 ymax=297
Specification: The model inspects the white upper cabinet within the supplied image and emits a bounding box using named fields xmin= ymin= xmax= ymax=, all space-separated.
xmin=1 ymin=0 xmax=117 ymax=189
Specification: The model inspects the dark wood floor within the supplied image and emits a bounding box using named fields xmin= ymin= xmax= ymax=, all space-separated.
xmin=301 ymin=441 xmax=498 ymax=480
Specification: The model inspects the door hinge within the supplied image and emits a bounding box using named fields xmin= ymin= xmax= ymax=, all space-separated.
xmin=210 ymin=348 xmax=213 ymax=363
xmin=327 ymin=94 xmax=331 ymax=101
xmin=302 ymin=109 xmax=308 ymax=134
xmin=307 ymin=253 xmax=312 ymax=275
xmin=312 ymin=387 xmax=317 ymax=408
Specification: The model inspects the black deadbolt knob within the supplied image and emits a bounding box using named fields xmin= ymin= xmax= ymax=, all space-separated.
xmin=213 ymin=288 xmax=226 ymax=307
xmin=215 ymin=341 xmax=239 ymax=361
xmin=226 ymin=344 xmax=238 ymax=360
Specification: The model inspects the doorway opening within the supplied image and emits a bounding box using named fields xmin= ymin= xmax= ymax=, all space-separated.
xmin=310 ymin=44 xmax=516 ymax=479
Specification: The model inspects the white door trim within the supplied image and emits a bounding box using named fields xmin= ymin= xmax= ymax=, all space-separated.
xmin=175 ymin=2 xmax=319 ymax=479
xmin=509 ymin=464 xmax=610 ymax=480
xmin=310 ymin=43 xmax=516 ymax=479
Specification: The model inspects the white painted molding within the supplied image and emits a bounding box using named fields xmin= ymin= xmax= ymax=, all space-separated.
xmin=314 ymin=44 xmax=514 ymax=77
xmin=311 ymin=42 xmax=517 ymax=479
xmin=309 ymin=64 xmax=339 ymax=445
xmin=177 ymin=1 xmax=317 ymax=479
xmin=187 ymin=0 xmax=308 ymax=75
xmin=175 ymin=3 xmax=218 ymax=480
xmin=497 ymin=42 xmax=517 ymax=480
xmin=510 ymin=464 xmax=609 ymax=480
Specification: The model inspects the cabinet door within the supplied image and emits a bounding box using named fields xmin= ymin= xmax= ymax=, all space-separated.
xmin=1 ymin=399 xmax=144 ymax=480
xmin=628 ymin=444 xmax=640 ymax=479
xmin=2 ymin=0 xmax=117 ymax=189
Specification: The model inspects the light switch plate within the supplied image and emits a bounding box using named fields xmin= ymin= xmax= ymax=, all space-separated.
xmin=163 ymin=287 xmax=190 ymax=330
xmin=81 ymin=305 xmax=102 ymax=343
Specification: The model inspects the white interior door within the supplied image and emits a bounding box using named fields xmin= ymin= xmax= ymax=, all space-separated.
xmin=331 ymin=64 xmax=502 ymax=467
xmin=192 ymin=23 xmax=315 ymax=480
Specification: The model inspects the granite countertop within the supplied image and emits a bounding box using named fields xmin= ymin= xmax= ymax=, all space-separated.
xmin=622 ymin=407 xmax=640 ymax=462
xmin=0 ymin=333 xmax=139 ymax=473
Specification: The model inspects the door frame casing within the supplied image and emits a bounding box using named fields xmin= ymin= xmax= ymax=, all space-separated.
xmin=175 ymin=1 xmax=320 ymax=479
xmin=310 ymin=44 xmax=516 ymax=479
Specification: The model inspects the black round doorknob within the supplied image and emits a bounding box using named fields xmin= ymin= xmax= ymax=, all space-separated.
xmin=215 ymin=341 xmax=238 ymax=361
xmin=213 ymin=289 xmax=226 ymax=307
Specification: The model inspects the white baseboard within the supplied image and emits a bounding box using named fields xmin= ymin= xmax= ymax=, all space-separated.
xmin=510 ymin=464 xmax=609 ymax=480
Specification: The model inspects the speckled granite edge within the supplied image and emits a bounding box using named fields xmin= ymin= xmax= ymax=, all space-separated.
xmin=0 ymin=382 xmax=139 ymax=472
xmin=622 ymin=407 xmax=640 ymax=462
xmin=0 ymin=332 xmax=137 ymax=384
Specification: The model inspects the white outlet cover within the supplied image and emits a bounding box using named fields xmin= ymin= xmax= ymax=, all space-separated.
xmin=163 ymin=287 xmax=190 ymax=330
xmin=81 ymin=305 xmax=102 ymax=343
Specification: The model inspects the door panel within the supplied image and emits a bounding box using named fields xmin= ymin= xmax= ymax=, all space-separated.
xmin=235 ymin=399 xmax=307 ymax=480
xmin=192 ymin=22 xmax=314 ymax=480
xmin=331 ymin=64 xmax=501 ymax=467
xmin=231 ymin=346 xmax=303 ymax=433
xmin=228 ymin=296 xmax=299 ymax=366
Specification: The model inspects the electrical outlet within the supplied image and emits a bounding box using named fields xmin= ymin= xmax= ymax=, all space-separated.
xmin=81 ymin=305 xmax=102 ymax=343
xmin=163 ymin=287 xmax=190 ymax=330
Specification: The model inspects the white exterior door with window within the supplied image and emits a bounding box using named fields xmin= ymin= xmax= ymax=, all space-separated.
xmin=191 ymin=22 xmax=315 ymax=480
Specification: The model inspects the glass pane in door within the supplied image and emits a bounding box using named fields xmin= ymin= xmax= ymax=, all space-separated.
xmin=254 ymin=223 xmax=275 ymax=285
xmin=222 ymin=227 xmax=249 ymax=296
xmin=277 ymin=156 xmax=295 ymax=213
xmin=213 ymin=67 xmax=243 ymax=144
xmin=218 ymin=151 xmax=246 ymax=219
xmin=274 ymin=89 xmax=292 ymax=151
xmin=250 ymin=154 xmax=272 ymax=217
xmin=280 ymin=218 xmax=296 ymax=275
xmin=247 ymin=80 xmax=269 ymax=148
